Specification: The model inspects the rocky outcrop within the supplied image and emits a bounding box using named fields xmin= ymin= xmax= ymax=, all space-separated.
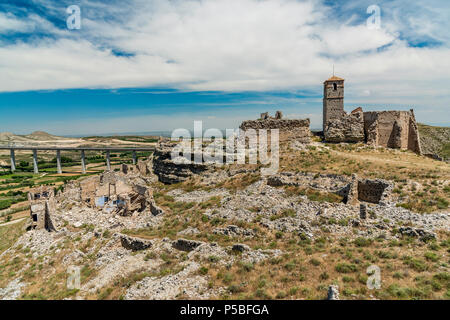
xmin=232 ymin=243 xmax=251 ymax=252
xmin=418 ymin=123 xmax=450 ymax=162
xmin=213 ymin=225 xmax=255 ymax=237
xmin=267 ymin=172 xmax=350 ymax=193
xmin=324 ymin=109 xmax=365 ymax=143
xmin=150 ymin=202 xmax=164 ymax=216
xmin=152 ymin=142 xmax=213 ymax=184
xmin=398 ymin=227 xmax=436 ymax=242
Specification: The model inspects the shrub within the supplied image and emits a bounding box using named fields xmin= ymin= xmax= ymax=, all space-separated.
xmin=424 ymin=251 xmax=439 ymax=262
xmin=309 ymin=258 xmax=321 ymax=266
xmin=354 ymin=237 xmax=373 ymax=247
xmin=335 ymin=263 xmax=358 ymax=273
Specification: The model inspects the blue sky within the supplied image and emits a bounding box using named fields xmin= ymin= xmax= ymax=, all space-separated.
xmin=0 ymin=0 xmax=449 ymax=135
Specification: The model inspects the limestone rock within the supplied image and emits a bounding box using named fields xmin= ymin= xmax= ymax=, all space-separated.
xmin=150 ymin=202 xmax=164 ymax=216
xmin=213 ymin=225 xmax=255 ymax=237
xmin=398 ymin=227 xmax=436 ymax=242
xmin=232 ymin=243 xmax=251 ymax=252
xmin=152 ymin=142 xmax=213 ymax=184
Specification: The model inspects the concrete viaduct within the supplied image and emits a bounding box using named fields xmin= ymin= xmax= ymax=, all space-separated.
xmin=0 ymin=147 xmax=155 ymax=174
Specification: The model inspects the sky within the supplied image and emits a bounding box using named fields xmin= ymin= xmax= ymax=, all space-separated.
xmin=0 ymin=0 xmax=449 ymax=135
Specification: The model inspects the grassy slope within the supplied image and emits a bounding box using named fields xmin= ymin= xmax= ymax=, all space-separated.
xmin=1 ymin=141 xmax=449 ymax=300
xmin=418 ymin=124 xmax=450 ymax=161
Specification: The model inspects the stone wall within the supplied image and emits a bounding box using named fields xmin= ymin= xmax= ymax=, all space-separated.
xmin=363 ymin=110 xmax=422 ymax=154
xmin=324 ymin=108 xmax=365 ymax=143
xmin=28 ymin=186 xmax=56 ymax=231
xmin=152 ymin=142 xmax=213 ymax=184
xmin=357 ymin=179 xmax=393 ymax=204
xmin=239 ymin=117 xmax=311 ymax=143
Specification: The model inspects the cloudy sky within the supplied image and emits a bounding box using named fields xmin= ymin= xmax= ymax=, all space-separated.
xmin=0 ymin=0 xmax=449 ymax=135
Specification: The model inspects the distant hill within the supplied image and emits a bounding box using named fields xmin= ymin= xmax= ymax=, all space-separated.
xmin=0 ymin=131 xmax=71 ymax=145
xmin=418 ymin=123 xmax=450 ymax=161
xmin=0 ymin=132 xmax=30 ymax=142
xmin=23 ymin=131 xmax=70 ymax=141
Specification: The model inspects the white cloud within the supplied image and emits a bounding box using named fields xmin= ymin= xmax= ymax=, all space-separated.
xmin=0 ymin=12 xmax=33 ymax=33
xmin=0 ymin=0 xmax=449 ymax=114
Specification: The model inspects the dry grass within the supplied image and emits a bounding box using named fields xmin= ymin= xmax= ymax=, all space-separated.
xmin=280 ymin=143 xmax=449 ymax=213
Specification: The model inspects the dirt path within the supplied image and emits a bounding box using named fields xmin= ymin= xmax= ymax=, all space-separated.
xmin=0 ymin=217 xmax=24 ymax=227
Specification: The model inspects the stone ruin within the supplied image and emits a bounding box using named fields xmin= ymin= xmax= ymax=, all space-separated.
xmin=267 ymin=172 xmax=393 ymax=206
xmin=27 ymin=186 xmax=56 ymax=231
xmin=323 ymin=107 xmax=365 ymax=143
xmin=240 ymin=111 xmax=311 ymax=143
xmin=57 ymin=159 xmax=163 ymax=217
xmin=364 ymin=110 xmax=422 ymax=154
xmin=336 ymin=175 xmax=394 ymax=206
xmin=322 ymin=75 xmax=422 ymax=154
xmin=25 ymin=158 xmax=164 ymax=232
xmin=152 ymin=141 xmax=213 ymax=184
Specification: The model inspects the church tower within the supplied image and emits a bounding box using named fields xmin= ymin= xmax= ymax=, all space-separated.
xmin=323 ymin=75 xmax=345 ymax=131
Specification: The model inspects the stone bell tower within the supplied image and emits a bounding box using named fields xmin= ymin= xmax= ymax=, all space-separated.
xmin=323 ymin=75 xmax=345 ymax=131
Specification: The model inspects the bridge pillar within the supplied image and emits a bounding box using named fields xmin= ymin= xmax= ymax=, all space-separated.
xmin=32 ymin=149 xmax=39 ymax=174
xmin=56 ymin=150 xmax=62 ymax=174
xmin=106 ymin=150 xmax=111 ymax=171
xmin=132 ymin=150 xmax=137 ymax=165
xmin=81 ymin=150 xmax=86 ymax=174
xmin=10 ymin=149 xmax=16 ymax=172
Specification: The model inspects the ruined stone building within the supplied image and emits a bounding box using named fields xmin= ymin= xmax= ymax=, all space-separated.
xmin=28 ymin=186 xmax=56 ymax=231
xmin=322 ymin=75 xmax=422 ymax=154
xmin=54 ymin=160 xmax=162 ymax=217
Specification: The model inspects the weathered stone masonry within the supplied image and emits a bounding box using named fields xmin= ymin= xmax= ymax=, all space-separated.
xmin=363 ymin=110 xmax=422 ymax=154
xmin=240 ymin=111 xmax=311 ymax=143
xmin=322 ymin=75 xmax=422 ymax=154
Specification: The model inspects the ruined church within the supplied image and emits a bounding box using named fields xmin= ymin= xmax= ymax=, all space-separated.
xmin=322 ymin=75 xmax=422 ymax=154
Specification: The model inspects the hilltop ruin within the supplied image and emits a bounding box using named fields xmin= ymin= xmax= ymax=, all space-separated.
xmin=322 ymin=75 xmax=422 ymax=154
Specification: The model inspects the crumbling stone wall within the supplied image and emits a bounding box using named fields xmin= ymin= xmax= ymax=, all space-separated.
xmin=240 ymin=115 xmax=311 ymax=143
xmin=363 ymin=110 xmax=422 ymax=154
xmin=357 ymin=179 xmax=393 ymax=204
xmin=58 ymin=165 xmax=159 ymax=216
xmin=336 ymin=175 xmax=393 ymax=205
xmin=324 ymin=108 xmax=365 ymax=143
xmin=152 ymin=142 xmax=213 ymax=184
xmin=28 ymin=186 xmax=56 ymax=231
